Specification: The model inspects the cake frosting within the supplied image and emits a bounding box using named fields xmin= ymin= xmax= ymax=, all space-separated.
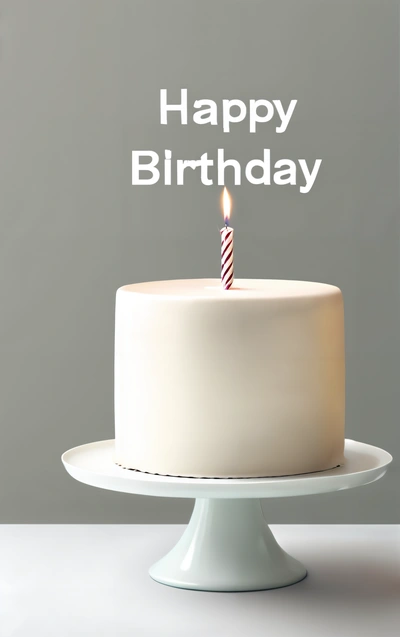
xmin=114 ymin=279 xmax=345 ymax=478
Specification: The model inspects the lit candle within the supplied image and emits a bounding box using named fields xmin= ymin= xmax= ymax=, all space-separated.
xmin=220 ymin=187 xmax=234 ymax=290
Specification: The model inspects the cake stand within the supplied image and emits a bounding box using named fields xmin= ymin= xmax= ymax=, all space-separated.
xmin=62 ymin=439 xmax=392 ymax=592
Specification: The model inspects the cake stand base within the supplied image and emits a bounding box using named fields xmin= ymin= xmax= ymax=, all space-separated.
xmin=62 ymin=439 xmax=392 ymax=593
xmin=149 ymin=498 xmax=306 ymax=591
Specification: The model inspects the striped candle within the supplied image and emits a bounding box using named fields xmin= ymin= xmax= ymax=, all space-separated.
xmin=220 ymin=187 xmax=234 ymax=290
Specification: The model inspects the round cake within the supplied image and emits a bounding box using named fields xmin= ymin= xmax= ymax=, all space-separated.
xmin=114 ymin=279 xmax=345 ymax=478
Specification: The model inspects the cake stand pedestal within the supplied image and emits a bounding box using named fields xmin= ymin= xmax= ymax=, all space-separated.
xmin=62 ymin=439 xmax=391 ymax=592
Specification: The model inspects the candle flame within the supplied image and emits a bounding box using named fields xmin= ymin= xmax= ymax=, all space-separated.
xmin=222 ymin=187 xmax=232 ymax=224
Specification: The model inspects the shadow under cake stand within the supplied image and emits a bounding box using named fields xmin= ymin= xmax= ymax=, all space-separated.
xmin=62 ymin=439 xmax=392 ymax=592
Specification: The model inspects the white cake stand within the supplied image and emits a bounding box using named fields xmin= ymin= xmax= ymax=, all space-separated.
xmin=62 ymin=439 xmax=392 ymax=592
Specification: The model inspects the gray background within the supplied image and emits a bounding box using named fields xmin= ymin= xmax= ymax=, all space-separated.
xmin=0 ymin=0 xmax=399 ymax=523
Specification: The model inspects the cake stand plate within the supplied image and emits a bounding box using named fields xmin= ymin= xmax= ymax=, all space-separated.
xmin=62 ymin=439 xmax=392 ymax=592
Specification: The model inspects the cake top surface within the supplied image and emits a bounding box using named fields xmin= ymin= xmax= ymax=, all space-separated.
xmin=118 ymin=279 xmax=341 ymax=300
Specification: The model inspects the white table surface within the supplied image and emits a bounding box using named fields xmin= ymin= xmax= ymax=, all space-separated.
xmin=0 ymin=525 xmax=399 ymax=637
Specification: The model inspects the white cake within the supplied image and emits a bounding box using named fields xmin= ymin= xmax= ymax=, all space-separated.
xmin=114 ymin=279 xmax=345 ymax=478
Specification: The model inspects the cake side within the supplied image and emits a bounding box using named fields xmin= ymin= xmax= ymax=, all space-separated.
xmin=114 ymin=279 xmax=345 ymax=478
